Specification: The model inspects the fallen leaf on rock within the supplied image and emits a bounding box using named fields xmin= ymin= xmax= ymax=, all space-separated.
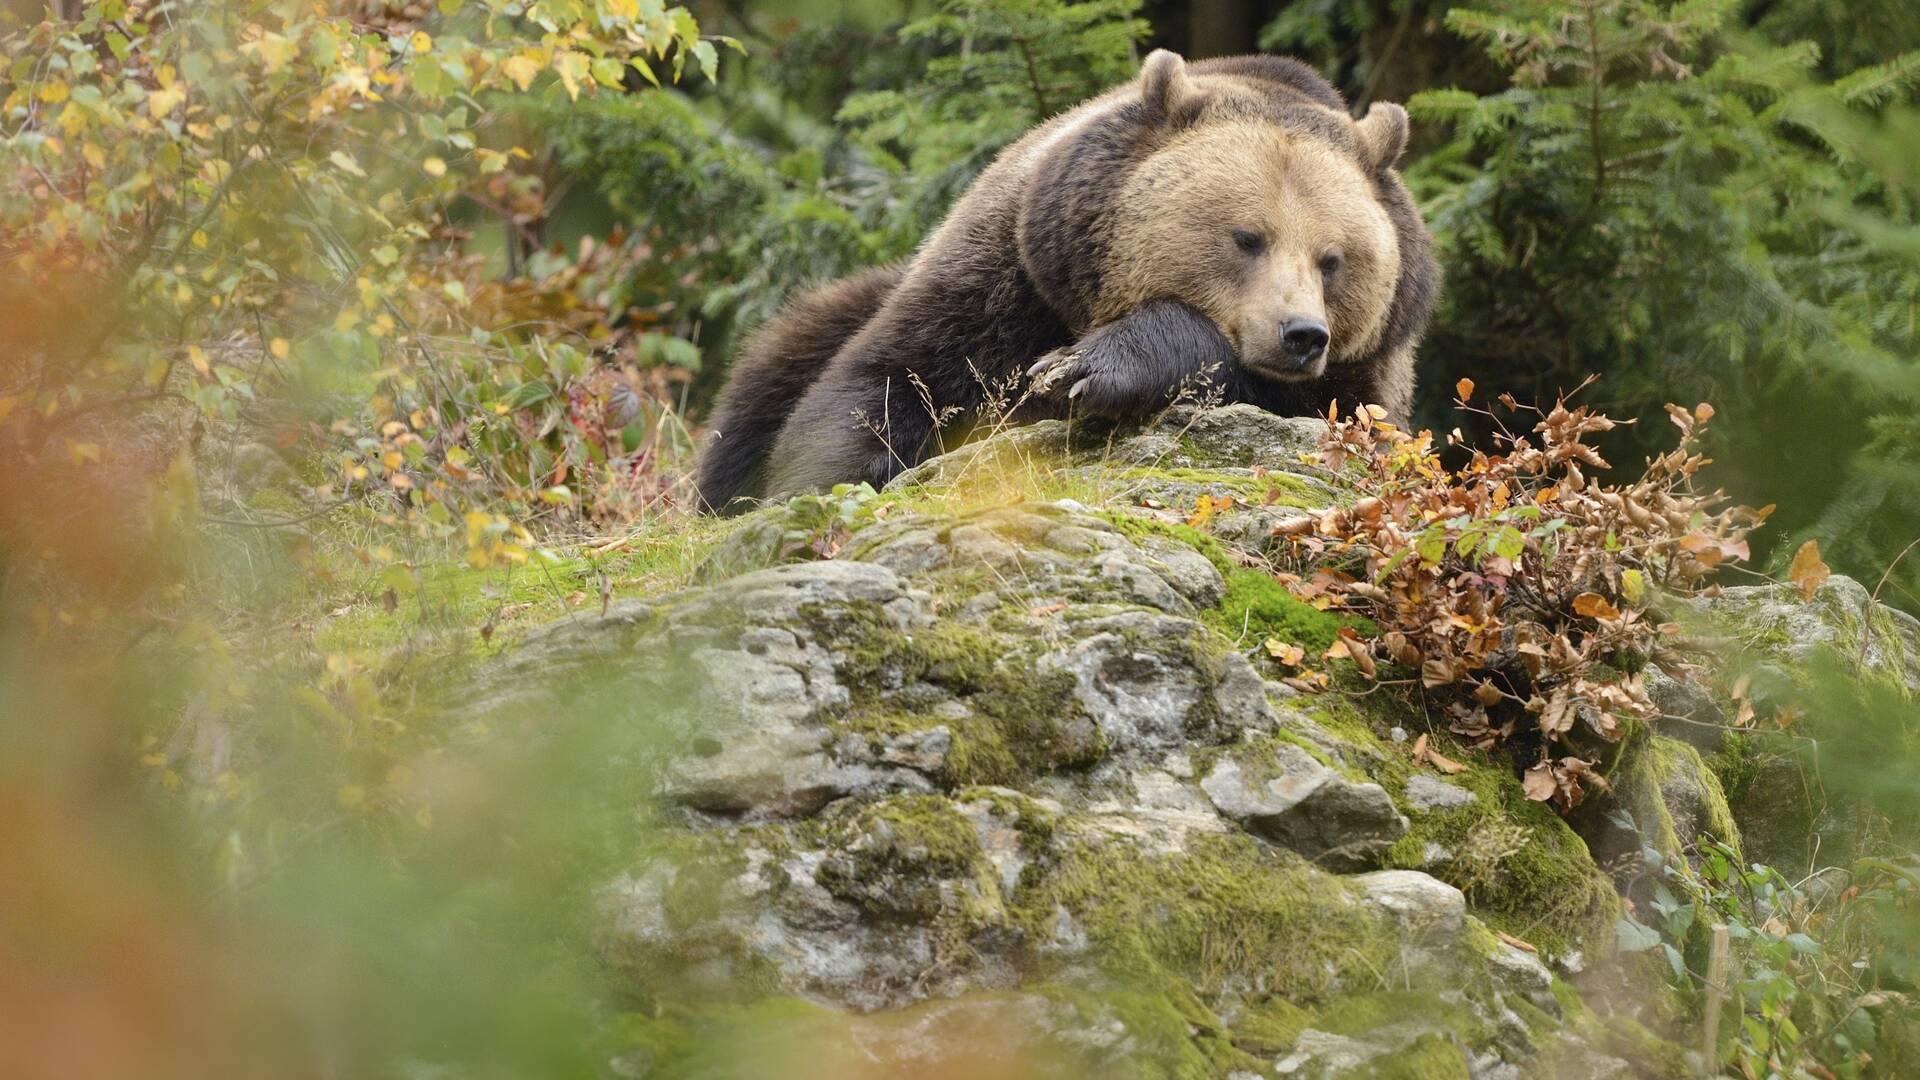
xmin=1789 ymin=538 xmax=1830 ymax=601
xmin=1496 ymin=930 xmax=1538 ymax=953
xmin=1265 ymin=638 xmax=1305 ymax=666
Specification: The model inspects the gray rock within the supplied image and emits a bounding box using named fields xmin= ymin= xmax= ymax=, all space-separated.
xmin=1405 ymin=772 xmax=1478 ymax=813
xmin=1200 ymin=753 xmax=1407 ymax=869
xmin=1489 ymin=940 xmax=1558 ymax=1012
xmin=1043 ymin=610 xmax=1271 ymax=751
xmin=1353 ymin=870 xmax=1467 ymax=940
xmin=1643 ymin=663 xmax=1729 ymax=752
xmin=1694 ymin=574 xmax=1920 ymax=690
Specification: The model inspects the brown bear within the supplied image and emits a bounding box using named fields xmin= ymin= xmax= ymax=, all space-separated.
xmin=696 ymin=50 xmax=1438 ymax=513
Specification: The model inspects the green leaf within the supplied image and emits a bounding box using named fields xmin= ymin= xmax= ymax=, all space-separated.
xmin=1615 ymin=916 xmax=1661 ymax=953
xmin=503 ymin=381 xmax=553 ymax=408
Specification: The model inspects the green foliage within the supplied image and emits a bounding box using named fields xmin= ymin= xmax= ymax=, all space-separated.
xmin=1620 ymin=836 xmax=1920 ymax=1077
xmin=836 ymin=0 xmax=1147 ymax=238
xmin=1404 ymin=0 xmax=1920 ymax=608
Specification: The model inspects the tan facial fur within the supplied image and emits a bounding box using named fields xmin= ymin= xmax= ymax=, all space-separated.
xmin=1100 ymin=117 xmax=1400 ymax=381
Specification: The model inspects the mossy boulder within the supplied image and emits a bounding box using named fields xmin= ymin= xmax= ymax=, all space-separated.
xmin=456 ymin=405 xmax=1910 ymax=1077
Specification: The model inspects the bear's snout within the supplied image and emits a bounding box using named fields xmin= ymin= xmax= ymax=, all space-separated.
xmin=1241 ymin=314 xmax=1330 ymax=382
xmin=1280 ymin=317 xmax=1330 ymax=368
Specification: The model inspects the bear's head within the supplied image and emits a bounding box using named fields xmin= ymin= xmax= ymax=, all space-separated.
xmin=1075 ymin=51 xmax=1423 ymax=383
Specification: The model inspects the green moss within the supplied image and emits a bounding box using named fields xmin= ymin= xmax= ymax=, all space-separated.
xmin=819 ymin=607 xmax=1104 ymax=786
xmin=1596 ymin=1015 xmax=1694 ymax=1079
xmin=599 ymin=997 xmax=864 ymax=1078
xmin=955 ymin=785 xmax=1058 ymax=853
xmin=1031 ymin=985 xmax=1247 ymax=1080
xmin=833 ymin=614 xmax=1105 ymax=780
xmin=1226 ymin=995 xmax=1312 ymax=1056
xmin=1360 ymin=1032 xmax=1475 ymax=1079
xmin=1097 ymin=512 xmax=1238 ymax=572
xmin=1613 ymin=733 xmax=1742 ymax=858
xmin=1308 ymin=991 xmax=1489 ymax=1042
xmin=1015 ymin=830 xmax=1394 ymax=1000
xmin=1205 ymin=565 xmax=1358 ymax=655
xmin=848 ymin=794 xmax=983 ymax=878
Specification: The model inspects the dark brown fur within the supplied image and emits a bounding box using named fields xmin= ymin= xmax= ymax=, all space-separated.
xmin=695 ymin=264 xmax=904 ymax=512
xmin=696 ymin=52 xmax=1438 ymax=512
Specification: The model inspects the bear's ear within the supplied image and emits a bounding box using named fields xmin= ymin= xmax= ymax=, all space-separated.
xmin=1354 ymin=101 xmax=1409 ymax=170
xmin=1140 ymin=49 xmax=1199 ymax=125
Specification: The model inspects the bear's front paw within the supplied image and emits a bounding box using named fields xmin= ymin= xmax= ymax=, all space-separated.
xmin=1025 ymin=347 xmax=1092 ymax=399
xmin=1025 ymin=344 xmax=1154 ymax=417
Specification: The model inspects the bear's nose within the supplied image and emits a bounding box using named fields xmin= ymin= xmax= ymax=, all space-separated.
xmin=1281 ymin=318 xmax=1330 ymax=366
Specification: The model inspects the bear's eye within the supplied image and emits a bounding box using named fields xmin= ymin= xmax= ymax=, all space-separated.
xmin=1232 ymin=229 xmax=1267 ymax=256
xmin=1318 ymin=251 xmax=1345 ymax=279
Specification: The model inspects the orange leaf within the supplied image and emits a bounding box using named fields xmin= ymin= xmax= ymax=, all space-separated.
xmin=1571 ymin=592 xmax=1620 ymax=620
xmin=1788 ymin=539 xmax=1830 ymax=601
xmin=1455 ymin=377 xmax=1474 ymax=401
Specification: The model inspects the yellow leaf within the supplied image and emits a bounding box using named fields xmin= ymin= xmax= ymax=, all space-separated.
xmin=0 ymin=395 xmax=15 ymax=425
xmin=191 ymin=228 xmax=209 ymax=249
xmin=187 ymin=344 xmax=211 ymax=374
xmin=554 ymin=50 xmax=589 ymax=101
xmin=502 ymin=53 xmax=542 ymax=92
xmin=1788 ymin=539 xmax=1830 ymax=602
xmin=1620 ymin=568 xmax=1645 ymax=606
xmin=147 ymin=83 xmax=186 ymax=118
xmin=1264 ymin=638 xmax=1305 ymax=666
xmin=270 ymin=337 xmax=290 ymax=360
xmin=140 ymin=752 xmax=167 ymax=767
xmin=410 ymin=30 xmax=433 ymax=53
xmin=39 ymin=79 xmax=69 ymax=103
xmin=65 ymin=439 xmax=102 ymax=465
xmin=145 ymin=359 xmax=170 ymax=388
xmin=422 ymin=155 xmax=447 ymax=177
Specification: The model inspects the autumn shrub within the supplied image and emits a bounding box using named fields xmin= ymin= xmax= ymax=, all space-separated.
xmin=1277 ymin=385 xmax=1766 ymax=810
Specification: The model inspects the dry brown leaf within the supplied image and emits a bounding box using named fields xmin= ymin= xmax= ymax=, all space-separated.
xmin=1522 ymin=762 xmax=1557 ymax=802
xmin=1788 ymin=538 xmax=1830 ymax=601
xmin=1495 ymin=930 xmax=1537 ymax=953
xmin=1029 ymin=602 xmax=1066 ymax=617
